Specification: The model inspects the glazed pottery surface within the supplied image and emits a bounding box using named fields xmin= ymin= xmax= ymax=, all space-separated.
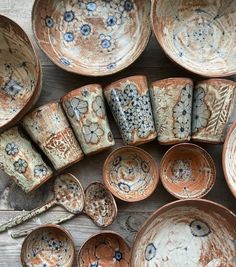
xmin=32 ymin=0 xmax=151 ymax=76
xmin=191 ymin=79 xmax=236 ymax=144
xmin=22 ymin=102 xmax=84 ymax=171
xmin=61 ymin=84 xmax=115 ymax=155
xmin=78 ymin=232 xmax=130 ymax=267
xmin=0 ymin=126 xmax=52 ymax=193
xmin=103 ymin=146 xmax=159 ymax=202
xmin=0 ymin=15 xmax=41 ymax=132
xmin=21 ymin=224 xmax=75 ymax=267
xmin=151 ymin=0 xmax=236 ymax=77
xmin=150 ymin=78 xmax=193 ymax=145
xmin=104 ymin=76 xmax=157 ymax=146
xmin=160 ymin=143 xmax=216 ymax=199
xmin=130 ymin=199 xmax=236 ymax=267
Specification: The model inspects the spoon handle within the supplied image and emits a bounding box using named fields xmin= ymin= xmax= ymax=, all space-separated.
xmin=0 ymin=199 xmax=57 ymax=233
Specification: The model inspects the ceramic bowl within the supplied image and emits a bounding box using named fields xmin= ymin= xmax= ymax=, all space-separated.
xmin=222 ymin=121 xmax=236 ymax=198
xmin=0 ymin=15 xmax=41 ymax=132
xmin=160 ymin=143 xmax=216 ymax=199
xmin=151 ymin=1 xmax=236 ymax=77
xmin=103 ymin=146 xmax=159 ymax=202
xmin=32 ymin=0 xmax=151 ymax=76
xmin=21 ymin=224 xmax=75 ymax=267
xmin=77 ymin=232 xmax=130 ymax=267
xmin=130 ymin=199 xmax=236 ymax=267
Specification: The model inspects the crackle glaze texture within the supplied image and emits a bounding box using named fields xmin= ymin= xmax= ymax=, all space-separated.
xmin=61 ymin=84 xmax=115 ymax=155
xmin=130 ymin=200 xmax=236 ymax=267
xmin=191 ymin=79 xmax=236 ymax=144
xmin=32 ymin=0 xmax=151 ymax=76
xmin=22 ymin=102 xmax=84 ymax=171
xmin=151 ymin=0 xmax=236 ymax=77
xmin=103 ymin=146 xmax=159 ymax=202
xmin=78 ymin=232 xmax=130 ymax=267
xmin=0 ymin=15 xmax=41 ymax=132
xmin=150 ymin=78 xmax=193 ymax=145
xmin=0 ymin=126 xmax=52 ymax=193
xmin=104 ymin=76 xmax=157 ymax=146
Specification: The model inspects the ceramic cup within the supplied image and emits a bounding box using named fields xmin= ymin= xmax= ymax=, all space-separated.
xmin=104 ymin=75 xmax=157 ymax=145
xmin=61 ymin=84 xmax=115 ymax=155
xmin=0 ymin=126 xmax=53 ymax=193
xmin=192 ymin=79 xmax=236 ymax=144
xmin=150 ymin=78 xmax=193 ymax=145
xmin=22 ymin=102 xmax=84 ymax=171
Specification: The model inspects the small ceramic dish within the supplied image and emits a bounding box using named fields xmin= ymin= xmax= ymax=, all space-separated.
xmin=151 ymin=0 xmax=236 ymax=77
xmin=103 ymin=146 xmax=159 ymax=202
xmin=21 ymin=224 xmax=75 ymax=267
xmin=32 ymin=0 xmax=151 ymax=76
xmin=77 ymin=232 xmax=130 ymax=267
xmin=160 ymin=143 xmax=216 ymax=199
xmin=130 ymin=199 xmax=236 ymax=267
xmin=222 ymin=121 xmax=236 ymax=198
xmin=0 ymin=15 xmax=41 ymax=132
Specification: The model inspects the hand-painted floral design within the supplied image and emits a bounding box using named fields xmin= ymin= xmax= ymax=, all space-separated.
xmin=2 ymin=79 xmax=23 ymax=97
xmin=64 ymin=98 xmax=88 ymax=119
xmin=171 ymin=160 xmax=192 ymax=182
xmin=190 ymin=220 xmax=211 ymax=237
xmin=99 ymin=34 xmax=115 ymax=52
xmin=5 ymin=143 xmax=19 ymax=156
xmin=64 ymin=10 xmax=75 ymax=22
xmin=82 ymin=121 xmax=104 ymax=144
xmin=34 ymin=164 xmax=48 ymax=178
xmin=145 ymin=243 xmax=156 ymax=261
xmin=14 ymin=158 xmax=28 ymax=173
xmin=92 ymin=95 xmax=105 ymax=118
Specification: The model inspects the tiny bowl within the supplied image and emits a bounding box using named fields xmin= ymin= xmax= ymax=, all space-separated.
xmin=77 ymin=232 xmax=130 ymax=267
xmin=103 ymin=146 xmax=159 ymax=202
xmin=160 ymin=143 xmax=216 ymax=199
xmin=0 ymin=15 xmax=41 ymax=132
xmin=21 ymin=224 xmax=75 ymax=267
xmin=32 ymin=0 xmax=151 ymax=76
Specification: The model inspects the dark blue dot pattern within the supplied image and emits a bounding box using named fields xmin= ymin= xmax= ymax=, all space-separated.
xmin=64 ymin=11 xmax=75 ymax=22
xmin=80 ymin=24 xmax=91 ymax=36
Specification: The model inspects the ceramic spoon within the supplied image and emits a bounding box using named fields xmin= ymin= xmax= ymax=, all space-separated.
xmin=0 ymin=173 xmax=85 ymax=233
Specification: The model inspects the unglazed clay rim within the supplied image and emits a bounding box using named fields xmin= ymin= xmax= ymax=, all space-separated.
xmin=130 ymin=199 xmax=236 ymax=267
xmin=222 ymin=121 xmax=236 ymax=198
xmin=77 ymin=231 xmax=130 ymax=267
xmin=103 ymin=146 xmax=159 ymax=202
xmin=160 ymin=143 xmax=216 ymax=199
xmin=21 ymin=224 xmax=75 ymax=267
xmin=151 ymin=77 xmax=194 ymax=88
xmin=31 ymin=0 xmax=152 ymax=77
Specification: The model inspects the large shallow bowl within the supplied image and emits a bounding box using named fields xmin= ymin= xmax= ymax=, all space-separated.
xmin=32 ymin=0 xmax=151 ymax=76
xmin=0 ymin=15 xmax=41 ymax=132
xmin=151 ymin=0 xmax=236 ymax=77
xmin=130 ymin=199 xmax=236 ymax=267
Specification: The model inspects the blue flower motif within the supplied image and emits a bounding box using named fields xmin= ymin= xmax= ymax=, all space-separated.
xmin=107 ymin=63 xmax=116 ymax=70
xmin=86 ymin=2 xmax=97 ymax=12
xmin=60 ymin=58 xmax=70 ymax=66
xmin=190 ymin=220 xmax=211 ymax=237
xmin=118 ymin=182 xmax=131 ymax=193
xmin=145 ymin=243 xmax=156 ymax=261
xmin=107 ymin=16 xmax=117 ymax=26
xmin=80 ymin=24 xmax=91 ymax=36
xmin=124 ymin=0 xmax=134 ymax=11
xmin=114 ymin=251 xmax=123 ymax=261
xmin=64 ymin=11 xmax=75 ymax=22
xmin=64 ymin=32 xmax=74 ymax=42
xmin=3 ymin=79 xmax=23 ymax=97
xmin=45 ymin=16 xmax=54 ymax=28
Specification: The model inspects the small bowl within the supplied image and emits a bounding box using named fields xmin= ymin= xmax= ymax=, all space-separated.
xmin=160 ymin=143 xmax=216 ymax=199
xmin=151 ymin=1 xmax=236 ymax=77
xmin=21 ymin=224 xmax=75 ymax=267
xmin=32 ymin=0 xmax=151 ymax=76
xmin=0 ymin=15 xmax=41 ymax=132
xmin=103 ymin=146 xmax=159 ymax=202
xmin=77 ymin=232 xmax=130 ymax=267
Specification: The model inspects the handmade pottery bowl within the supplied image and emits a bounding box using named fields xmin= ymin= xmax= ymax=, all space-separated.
xmin=0 ymin=126 xmax=53 ymax=193
xmin=103 ymin=146 xmax=159 ymax=202
xmin=160 ymin=143 xmax=216 ymax=199
xmin=192 ymin=79 xmax=236 ymax=144
xmin=21 ymin=224 xmax=75 ymax=267
xmin=61 ymin=84 xmax=115 ymax=155
xmin=77 ymin=232 xmax=130 ymax=267
xmin=150 ymin=78 xmax=193 ymax=145
xmin=0 ymin=15 xmax=41 ymax=132
xmin=104 ymin=76 xmax=157 ymax=146
xmin=151 ymin=0 xmax=236 ymax=77
xmin=32 ymin=0 xmax=151 ymax=76
xmin=130 ymin=199 xmax=236 ymax=267
xmin=22 ymin=102 xmax=84 ymax=172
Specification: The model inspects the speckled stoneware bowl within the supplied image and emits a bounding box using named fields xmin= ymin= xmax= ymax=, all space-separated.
xmin=77 ymin=232 xmax=130 ymax=267
xmin=160 ymin=143 xmax=216 ymax=199
xmin=192 ymin=79 xmax=236 ymax=144
xmin=103 ymin=146 xmax=159 ymax=202
xmin=32 ymin=0 xmax=151 ymax=76
xmin=151 ymin=1 xmax=236 ymax=77
xmin=0 ymin=15 xmax=41 ymax=132
xmin=222 ymin=121 xmax=236 ymax=198
xmin=130 ymin=199 xmax=236 ymax=267
xmin=21 ymin=224 xmax=75 ymax=267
